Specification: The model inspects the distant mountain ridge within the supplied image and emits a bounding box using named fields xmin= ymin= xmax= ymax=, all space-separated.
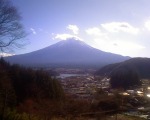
xmin=96 ymin=57 xmax=150 ymax=79
xmin=6 ymin=39 xmax=130 ymax=68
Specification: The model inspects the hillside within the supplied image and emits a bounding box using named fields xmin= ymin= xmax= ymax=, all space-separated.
xmin=5 ymin=39 xmax=130 ymax=68
xmin=96 ymin=57 xmax=150 ymax=79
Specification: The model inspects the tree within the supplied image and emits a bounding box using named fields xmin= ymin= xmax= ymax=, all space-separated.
xmin=0 ymin=58 xmax=16 ymax=120
xmin=110 ymin=66 xmax=141 ymax=90
xmin=0 ymin=0 xmax=26 ymax=51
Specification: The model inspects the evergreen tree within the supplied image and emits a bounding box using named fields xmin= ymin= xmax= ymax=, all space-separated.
xmin=110 ymin=66 xmax=141 ymax=90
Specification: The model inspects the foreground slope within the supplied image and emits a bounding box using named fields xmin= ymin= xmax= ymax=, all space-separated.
xmin=6 ymin=39 xmax=130 ymax=68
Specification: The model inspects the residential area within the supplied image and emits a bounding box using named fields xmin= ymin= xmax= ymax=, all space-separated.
xmin=58 ymin=73 xmax=150 ymax=119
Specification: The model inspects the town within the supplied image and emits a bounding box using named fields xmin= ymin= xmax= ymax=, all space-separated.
xmin=56 ymin=70 xmax=150 ymax=119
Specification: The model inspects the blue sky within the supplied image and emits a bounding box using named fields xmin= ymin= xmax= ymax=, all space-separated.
xmin=10 ymin=0 xmax=150 ymax=57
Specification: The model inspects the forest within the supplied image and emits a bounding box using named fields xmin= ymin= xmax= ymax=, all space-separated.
xmin=0 ymin=58 xmax=65 ymax=119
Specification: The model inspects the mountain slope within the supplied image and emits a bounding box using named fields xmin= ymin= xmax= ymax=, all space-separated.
xmin=96 ymin=57 xmax=150 ymax=79
xmin=6 ymin=39 xmax=130 ymax=68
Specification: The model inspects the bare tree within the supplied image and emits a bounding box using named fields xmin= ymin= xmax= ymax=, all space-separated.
xmin=0 ymin=0 xmax=26 ymax=52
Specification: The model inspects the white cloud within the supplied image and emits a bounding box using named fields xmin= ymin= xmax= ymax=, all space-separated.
xmin=145 ymin=20 xmax=150 ymax=31
xmin=114 ymin=41 xmax=145 ymax=50
xmin=0 ymin=53 xmax=15 ymax=57
xmin=101 ymin=22 xmax=139 ymax=34
xmin=91 ymin=39 xmax=145 ymax=57
xmin=54 ymin=33 xmax=82 ymax=40
xmin=67 ymin=25 xmax=79 ymax=34
xmin=52 ymin=22 xmax=148 ymax=57
xmin=30 ymin=28 xmax=37 ymax=34
xmin=85 ymin=27 xmax=104 ymax=36
xmin=84 ymin=23 xmax=145 ymax=57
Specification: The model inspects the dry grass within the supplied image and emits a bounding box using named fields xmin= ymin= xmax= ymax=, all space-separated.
xmin=114 ymin=114 xmax=145 ymax=120
xmin=51 ymin=114 xmax=146 ymax=120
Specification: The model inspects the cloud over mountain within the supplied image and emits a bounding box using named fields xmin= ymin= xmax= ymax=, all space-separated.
xmin=67 ymin=25 xmax=79 ymax=34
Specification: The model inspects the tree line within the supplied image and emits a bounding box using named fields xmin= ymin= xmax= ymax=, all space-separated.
xmin=0 ymin=58 xmax=64 ymax=119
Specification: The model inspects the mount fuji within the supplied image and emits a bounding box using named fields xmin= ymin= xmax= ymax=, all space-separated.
xmin=6 ymin=39 xmax=130 ymax=68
